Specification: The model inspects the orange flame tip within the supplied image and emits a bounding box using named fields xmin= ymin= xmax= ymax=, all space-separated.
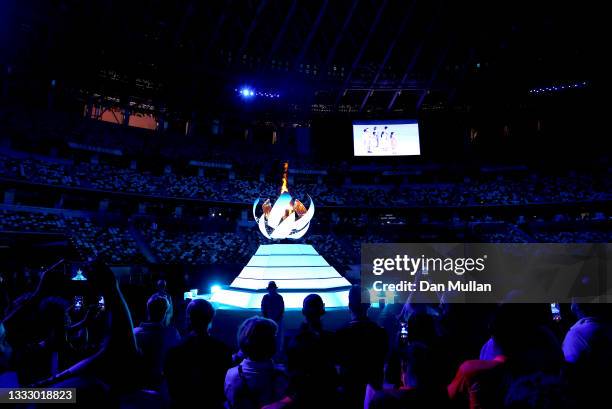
xmin=280 ymin=162 xmax=289 ymax=194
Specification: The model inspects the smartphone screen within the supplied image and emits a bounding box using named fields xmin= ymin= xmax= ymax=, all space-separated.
xmin=71 ymin=267 xmax=87 ymax=281
xmin=550 ymin=303 xmax=561 ymax=321
xmin=400 ymin=322 xmax=408 ymax=339
xmin=74 ymin=295 xmax=84 ymax=310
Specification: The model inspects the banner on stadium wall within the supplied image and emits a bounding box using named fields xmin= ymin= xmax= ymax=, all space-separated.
xmin=188 ymin=160 xmax=232 ymax=169
xmin=67 ymin=142 xmax=123 ymax=156
xmin=291 ymin=168 xmax=328 ymax=175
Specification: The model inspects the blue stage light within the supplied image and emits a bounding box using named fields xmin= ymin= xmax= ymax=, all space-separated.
xmin=239 ymin=87 xmax=255 ymax=98
xmin=211 ymin=284 xmax=222 ymax=294
xmin=236 ymin=86 xmax=280 ymax=100
xmin=184 ymin=289 xmax=199 ymax=300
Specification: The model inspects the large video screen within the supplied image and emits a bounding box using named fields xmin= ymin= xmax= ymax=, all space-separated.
xmin=353 ymin=120 xmax=420 ymax=156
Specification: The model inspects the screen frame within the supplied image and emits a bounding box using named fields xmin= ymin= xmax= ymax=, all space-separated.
xmin=352 ymin=119 xmax=421 ymax=157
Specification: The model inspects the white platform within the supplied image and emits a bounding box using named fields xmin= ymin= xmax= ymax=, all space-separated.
xmin=208 ymin=243 xmax=351 ymax=309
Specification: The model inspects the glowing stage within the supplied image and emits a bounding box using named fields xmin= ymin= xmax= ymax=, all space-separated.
xmin=206 ymin=243 xmax=351 ymax=309
xmin=186 ymin=163 xmax=351 ymax=309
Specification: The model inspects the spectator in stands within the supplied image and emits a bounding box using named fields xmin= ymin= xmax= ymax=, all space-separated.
xmin=448 ymin=304 xmax=564 ymax=409
xmin=336 ymin=285 xmax=388 ymax=409
xmin=504 ymin=372 xmax=577 ymax=409
xmin=478 ymin=296 xmax=556 ymax=363
xmin=265 ymin=294 xmax=338 ymax=409
xmin=0 ymin=323 xmax=11 ymax=370
xmin=0 ymin=322 xmax=17 ymax=387
xmin=562 ymin=300 xmax=612 ymax=407
xmin=164 ymin=299 xmax=231 ymax=409
xmin=134 ymin=295 xmax=180 ymax=390
xmin=261 ymin=281 xmax=284 ymax=324
xmin=152 ymin=279 xmax=173 ymax=326
xmin=299 ymin=294 xmax=328 ymax=335
xmin=0 ymin=275 xmax=10 ymax=319
xmin=385 ymin=310 xmax=455 ymax=389
xmin=225 ymin=316 xmax=288 ymax=409
xmin=438 ymin=299 xmax=497 ymax=376
xmin=153 ymin=280 xmax=169 ymax=301
xmin=8 ymin=296 xmax=72 ymax=386
xmin=563 ymin=300 xmax=612 ymax=365
xmin=369 ymin=342 xmax=450 ymax=409
xmin=2 ymin=259 xmax=140 ymax=404
xmin=261 ymin=281 xmax=285 ymax=355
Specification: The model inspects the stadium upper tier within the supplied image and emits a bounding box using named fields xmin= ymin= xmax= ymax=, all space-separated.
xmin=1 ymin=152 xmax=610 ymax=207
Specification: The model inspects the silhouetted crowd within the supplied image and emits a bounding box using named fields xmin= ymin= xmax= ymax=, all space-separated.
xmin=1 ymin=262 xmax=611 ymax=408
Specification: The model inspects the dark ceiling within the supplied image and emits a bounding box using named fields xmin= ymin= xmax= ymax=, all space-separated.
xmin=0 ymin=0 xmax=596 ymax=115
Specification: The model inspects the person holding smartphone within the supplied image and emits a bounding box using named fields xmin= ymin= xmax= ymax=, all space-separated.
xmin=3 ymin=259 xmax=141 ymax=403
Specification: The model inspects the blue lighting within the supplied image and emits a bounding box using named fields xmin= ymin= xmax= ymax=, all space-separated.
xmin=236 ymin=86 xmax=280 ymax=100
xmin=210 ymin=284 xmax=222 ymax=294
xmin=240 ymin=87 xmax=255 ymax=98
xmin=184 ymin=289 xmax=199 ymax=300
xmin=529 ymin=81 xmax=588 ymax=95
xmin=209 ymin=244 xmax=351 ymax=309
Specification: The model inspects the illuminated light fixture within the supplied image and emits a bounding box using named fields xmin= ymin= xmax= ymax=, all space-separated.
xmin=184 ymin=289 xmax=199 ymax=300
xmin=240 ymin=87 xmax=255 ymax=98
xmin=529 ymin=81 xmax=588 ymax=95
xmin=236 ymin=86 xmax=280 ymax=100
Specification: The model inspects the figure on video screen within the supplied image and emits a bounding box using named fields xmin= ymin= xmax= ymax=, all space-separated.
xmin=390 ymin=131 xmax=397 ymax=154
xmin=380 ymin=126 xmax=389 ymax=152
xmin=372 ymin=127 xmax=378 ymax=148
xmin=363 ymin=128 xmax=372 ymax=153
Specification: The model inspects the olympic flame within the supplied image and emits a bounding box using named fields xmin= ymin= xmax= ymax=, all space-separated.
xmin=253 ymin=162 xmax=314 ymax=240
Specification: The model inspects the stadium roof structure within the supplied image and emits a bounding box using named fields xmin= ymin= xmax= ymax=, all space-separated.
xmin=1 ymin=0 xmax=594 ymax=116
